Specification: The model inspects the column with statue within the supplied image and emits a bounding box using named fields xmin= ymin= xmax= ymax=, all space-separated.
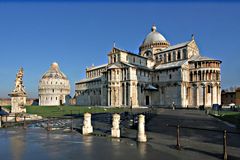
xmin=8 ymin=67 xmax=27 ymax=113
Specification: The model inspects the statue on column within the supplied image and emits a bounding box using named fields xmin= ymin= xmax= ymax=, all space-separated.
xmin=8 ymin=67 xmax=27 ymax=113
xmin=13 ymin=67 xmax=26 ymax=94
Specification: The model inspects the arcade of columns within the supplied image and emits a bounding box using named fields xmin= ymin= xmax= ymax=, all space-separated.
xmin=186 ymin=61 xmax=221 ymax=107
xmin=107 ymin=68 xmax=139 ymax=107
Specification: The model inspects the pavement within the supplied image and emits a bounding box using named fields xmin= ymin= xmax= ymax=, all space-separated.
xmin=145 ymin=109 xmax=240 ymax=160
xmin=0 ymin=109 xmax=239 ymax=160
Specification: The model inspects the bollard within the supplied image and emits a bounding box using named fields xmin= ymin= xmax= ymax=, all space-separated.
xmin=71 ymin=115 xmax=73 ymax=132
xmin=223 ymin=130 xmax=227 ymax=160
xmin=23 ymin=116 xmax=26 ymax=129
xmin=176 ymin=125 xmax=181 ymax=150
xmin=47 ymin=119 xmax=50 ymax=131
xmin=111 ymin=114 xmax=120 ymax=138
xmin=137 ymin=114 xmax=147 ymax=142
xmin=82 ymin=113 xmax=93 ymax=135
xmin=0 ymin=116 xmax=2 ymax=128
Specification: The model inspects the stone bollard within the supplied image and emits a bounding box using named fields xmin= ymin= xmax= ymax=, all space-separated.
xmin=0 ymin=116 xmax=2 ymax=128
xmin=111 ymin=113 xmax=120 ymax=138
xmin=82 ymin=113 xmax=93 ymax=135
xmin=137 ymin=114 xmax=147 ymax=142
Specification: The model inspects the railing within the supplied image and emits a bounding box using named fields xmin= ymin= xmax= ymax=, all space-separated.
xmin=166 ymin=124 xmax=240 ymax=160
xmin=0 ymin=113 xmax=77 ymax=132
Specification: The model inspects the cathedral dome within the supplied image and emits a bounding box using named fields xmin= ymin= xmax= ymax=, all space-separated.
xmin=139 ymin=25 xmax=170 ymax=56
xmin=142 ymin=25 xmax=167 ymax=45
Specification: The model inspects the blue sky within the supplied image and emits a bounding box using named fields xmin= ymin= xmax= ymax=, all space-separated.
xmin=0 ymin=1 xmax=239 ymax=98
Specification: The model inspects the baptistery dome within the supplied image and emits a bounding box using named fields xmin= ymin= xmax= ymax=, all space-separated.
xmin=38 ymin=62 xmax=70 ymax=106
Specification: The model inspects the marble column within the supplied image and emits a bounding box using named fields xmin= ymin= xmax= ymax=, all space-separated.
xmin=124 ymin=83 xmax=127 ymax=106
xmin=196 ymin=85 xmax=199 ymax=107
xmin=203 ymin=85 xmax=206 ymax=106
xmin=211 ymin=85 xmax=213 ymax=106
xmin=107 ymin=88 xmax=111 ymax=106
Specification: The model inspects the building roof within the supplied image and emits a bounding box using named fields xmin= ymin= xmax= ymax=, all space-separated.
xmin=76 ymin=76 xmax=102 ymax=84
xmin=121 ymin=61 xmax=152 ymax=70
xmin=87 ymin=63 xmax=108 ymax=71
xmin=144 ymin=84 xmax=158 ymax=91
xmin=113 ymin=47 xmax=147 ymax=59
xmin=189 ymin=55 xmax=221 ymax=62
xmin=142 ymin=25 xmax=167 ymax=45
xmin=41 ymin=62 xmax=68 ymax=80
xmin=159 ymin=41 xmax=191 ymax=53
xmin=155 ymin=59 xmax=188 ymax=70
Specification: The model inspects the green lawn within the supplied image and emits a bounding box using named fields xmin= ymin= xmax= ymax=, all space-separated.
xmin=3 ymin=105 xmax=131 ymax=118
xmin=211 ymin=110 xmax=240 ymax=128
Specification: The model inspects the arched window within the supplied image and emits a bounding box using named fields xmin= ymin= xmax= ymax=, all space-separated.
xmin=173 ymin=51 xmax=176 ymax=61
xmin=207 ymin=85 xmax=211 ymax=93
xmin=195 ymin=63 xmax=197 ymax=68
xmin=183 ymin=49 xmax=187 ymax=59
xmin=168 ymin=53 xmax=171 ymax=62
xmin=177 ymin=50 xmax=181 ymax=60
xmin=158 ymin=54 xmax=163 ymax=62
xmin=144 ymin=50 xmax=152 ymax=57
xmin=169 ymin=74 xmax=172 ymax=79
xmin=164 ymin=54 xmax=167 ymax=62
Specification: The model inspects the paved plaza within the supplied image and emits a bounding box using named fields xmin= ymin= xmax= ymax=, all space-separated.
xmin=0 ymin=109 xmax=239 ymax=160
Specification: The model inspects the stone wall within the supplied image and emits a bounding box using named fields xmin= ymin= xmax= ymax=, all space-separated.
xmin=221 ymin=88 xmax=240 ymax=105
xmin=0 ymin=98 xmax=38 ymax=106
xmin=236 ymin=89 xmax=240 ymax=105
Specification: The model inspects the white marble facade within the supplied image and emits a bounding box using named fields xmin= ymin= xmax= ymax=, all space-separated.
xmin=38 ymin=62 xmax=70 ymax=106
xmin=75 ymin=25 xmax=221 ymax=108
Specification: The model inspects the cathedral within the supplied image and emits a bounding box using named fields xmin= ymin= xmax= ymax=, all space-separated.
xmin=75 ymin=25 xmax=221 ymax=108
